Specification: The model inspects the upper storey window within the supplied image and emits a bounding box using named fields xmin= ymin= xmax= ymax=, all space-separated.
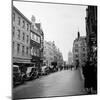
xmin=18 ymin=16 xmax=21 ymax=26
xmin=13 ymin=12 xmax=15 ymax=21
xmin=22 ymin=20 xmax=25 ymax=28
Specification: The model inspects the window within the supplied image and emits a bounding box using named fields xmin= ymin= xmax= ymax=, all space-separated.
xmin=35 ymin=35 xmax=40 ymax=43
xmin=22 ymin=46 xmax=24 ymax=55
xmin=13 ymin=12 xmax=15 ymax=21
xmin=12 ymin=41 xmax=15 ymax=51
xmin=75 ymin=49 xmax=78 ymax=52
xmin=27 ymin=35 xmax=29 ymax=43
xmin=23 ymin=32 xmax=25 ymax=41
xmin=82 ymin=53 xmax=85 ymax=57
xmin=26 ymin=47 xmax=28 ymax=55
xmin=36 ymin=36 xmax=38 ymax=42
xmin=27 ymin=24 xmax=29 ymax=31
xmin=75 ymin=44 xmax=78 ymax=47
xmin=18 ymin=17 xmax=21 ymax=25
xmin=17 ymin=29 xmax=20 ymax=39
xmin=17 ymin=43 xmax=20 ymax=54
xmin=13 ymin=27 xmax=15 ymax=37
xmin=22 ymin=20 xmax=25 ymax=28
xmin=83 ymin=48 xmax=85 ymax=51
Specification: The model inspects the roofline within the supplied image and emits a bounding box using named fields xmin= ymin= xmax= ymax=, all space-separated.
xmin=30 ymin=25 xmax=41 ymax=37
xmin=13 ymin=6 xmax=31 ymax=24
xmin=74 ymin=36 xmax=86 ymax=42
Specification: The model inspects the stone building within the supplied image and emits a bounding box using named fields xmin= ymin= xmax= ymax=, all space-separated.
xmin=43 ymin=41 xmax=63 ymax=67
xmin=68 ymin=51 xmax=73 ymax=65
xmin=35 ymin=23 xmax=44 ymax=64
xmin=73 ymin=31 xmax=87 ymax=68
xmin=12 ymin=6 xmax=32 ymax=69
xmin=30 ymin=16 xmax=44 ymax=68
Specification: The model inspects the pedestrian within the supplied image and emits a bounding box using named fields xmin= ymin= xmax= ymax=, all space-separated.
xmin=82 ymin=61 xmax=96 ymax=94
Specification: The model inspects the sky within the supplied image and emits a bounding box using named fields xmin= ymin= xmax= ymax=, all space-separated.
xmin=13 ymin=0 xmax=87 ymax=61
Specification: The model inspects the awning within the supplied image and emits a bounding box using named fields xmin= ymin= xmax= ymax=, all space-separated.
xmin=13 ymin=57 xmax=31 ymax=64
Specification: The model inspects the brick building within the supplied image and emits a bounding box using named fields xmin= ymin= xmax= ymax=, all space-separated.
xmin=43 ymin=41 xmax=63 ymax=67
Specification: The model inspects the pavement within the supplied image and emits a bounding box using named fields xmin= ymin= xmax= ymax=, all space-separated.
xmin=13 ymin=68 xmax=87 ymax=99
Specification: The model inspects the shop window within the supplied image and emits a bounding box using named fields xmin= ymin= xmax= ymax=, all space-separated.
xmin=12 ymin=41 xmax=15 ymax=51
xmin=75 ymin=44 xmax=78 ymax=47
xmin=13 ymin=26 xmax=15 ymax=37
xmin=83 ymin=48 xmax=85 ymax=51
xmin=23 ymin=32 xmax=25 ymax=41
xmin=75 ymin=54 xmax=78 ymax=58
xmin=75 ymin=49 xmax=78 ymax=52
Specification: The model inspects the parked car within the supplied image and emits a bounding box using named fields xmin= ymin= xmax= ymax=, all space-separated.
xmin=13 ymin=65 xmax=23 ymax=87
xmin=41 ymin=66 xmax=47 ymax=75
xmin=22 ymin=67 xmax=33 ymax=81
xmin=45 ymin=67 xmax=50 ymax=75
xmin=41 ymin=65 xmax=50 ymax=75
xmin=27 ymin=67 xmax=38 ymax=80
xmin=24 ymin=67 xmax=39 ymax=81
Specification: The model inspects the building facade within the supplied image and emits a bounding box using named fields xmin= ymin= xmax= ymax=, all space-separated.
xmin=85 ymin=6 xmax=97 ymax=67
xmin=73 ymin=32 xmax=87 ymax=68
xmin=12 ymin=6 xmax=32 ymax=68
xmin=35 ymin=23 xmax=44 ymax=64
xmin=30 ymin=16 xmax=44 ymax=68
xmin=43 ymin=41 xmax=63 ymax=67
xmin=68 ymin=51 xmax=73 ymax=65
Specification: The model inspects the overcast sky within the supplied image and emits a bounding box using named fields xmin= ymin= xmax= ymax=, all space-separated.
xmin=13 ymin=1 xmax=87 ymax=61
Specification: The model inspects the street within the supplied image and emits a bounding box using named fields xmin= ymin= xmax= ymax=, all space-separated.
xmin=13 ymin=68 xmax=87 ymax=99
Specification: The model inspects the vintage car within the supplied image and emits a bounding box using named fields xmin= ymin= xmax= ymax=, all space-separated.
xmin=41 ymin=66 xmax=47 ymax=75
xmin=41 ymin=65 xmax=50 ymax=75
xmin=13 ymin=65 xmax=23 ymax=87
xmin=24 ymin=67 xmax=39 ymax=81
